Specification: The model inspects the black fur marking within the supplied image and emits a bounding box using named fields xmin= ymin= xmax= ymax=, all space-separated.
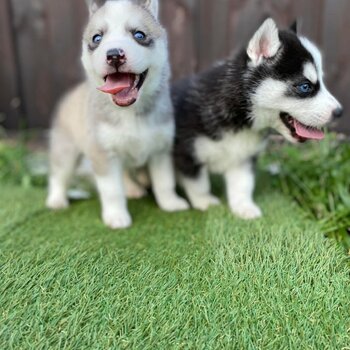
xmin=88 ymin=43 xmax=98 ymax=52
xmin=275 ymin=32 xmax=315 ymax=78
xmin=130 ymin=30 xmax=154 ymax=47
xmin=290 ymin=20 xmax=298 ymax=34
xmin=172 ymin=52 xmax=254 ymax=178
xmin=274 ymin=32 xmax=320 ymax=98
xmin=246 ymin=31 xmax=316 ymax=82
xmin=136 ymin=38 xmax=154 ymax=47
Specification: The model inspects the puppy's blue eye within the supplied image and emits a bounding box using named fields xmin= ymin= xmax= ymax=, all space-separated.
xmin=92 ymin=34 xmax=103 ymax=44
xmin=134 ymin=31 xmax=146 ymax=41
xmin=297 ymin=82 xmax=313 ymax=94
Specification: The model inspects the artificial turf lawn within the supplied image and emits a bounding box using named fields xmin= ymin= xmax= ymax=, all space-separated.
xmin=1 ymin=180 xmax=349 ymax=349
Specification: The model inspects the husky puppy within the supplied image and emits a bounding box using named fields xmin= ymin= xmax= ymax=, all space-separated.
xmin=46 ymin=0 xmax=189 ymax=229
xmin=173 ymin=19 xmax=343 ymax=220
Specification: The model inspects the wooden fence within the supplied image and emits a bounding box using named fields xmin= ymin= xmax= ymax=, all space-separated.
xmin=1 ymin=0 xmax=349 ymax=132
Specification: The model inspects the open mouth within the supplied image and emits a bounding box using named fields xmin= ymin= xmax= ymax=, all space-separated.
xmin=98 ymin=70 xmax=148 ymax=107
xmin=280 ymin=112 xmax=325 ymax=142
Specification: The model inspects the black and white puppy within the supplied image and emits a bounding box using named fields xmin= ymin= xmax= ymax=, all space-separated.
xmin=173 ymin=18 xmax=342 ymax=219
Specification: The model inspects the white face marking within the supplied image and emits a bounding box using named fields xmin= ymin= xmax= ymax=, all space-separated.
xmin=82 ymin=1 xmax=167 ymax=90
xmin=300 ymin=37 xmax=324 ymax=79
xmin=253 ymin=78 xmax=338 ymax=127
xmin=303 ymin=62 xmax=318 ymax=84
xmin=300 ymin=37 xmax=342 ymax=112
xmin=251 ymin=37 xmax=342 ymax=141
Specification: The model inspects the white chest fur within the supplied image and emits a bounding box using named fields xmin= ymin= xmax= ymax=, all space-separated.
xmin=194 ymin=129 xmax=265 ymax=173
xmin=97 ymin=115 xmax=174 ymax=168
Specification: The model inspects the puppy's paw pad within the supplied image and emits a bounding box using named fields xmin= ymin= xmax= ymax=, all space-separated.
xmin=231 ymin=203 xmax=262 ymax=220
xmin=46 ymin=196 xmax=69 ymax=210
xmin=160 ymin=197 xmax=190 ymax=212
xmin=192 ymin=195 xmax=221 ymax=211
xmin=103 ymin=211 xmax=132 ymax=230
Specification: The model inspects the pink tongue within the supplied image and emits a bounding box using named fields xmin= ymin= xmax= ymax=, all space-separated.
xmin=98 ymin=74 xmax=133 ymax=95
xmin=294 ymin=119 xmax=325 ymax=140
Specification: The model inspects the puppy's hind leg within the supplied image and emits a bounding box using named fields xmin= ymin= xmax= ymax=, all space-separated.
xmin=180 ymin=167 xmax=221 ymax=211
xmin=46 ymin=128 xmax=80 ymax=210
xmin=124 ymin=171 xmax=147 ymax=199
xmin=134 ymin=168 xmax=151 ymax=188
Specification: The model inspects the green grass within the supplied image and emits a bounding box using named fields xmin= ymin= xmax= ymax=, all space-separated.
xmin=1 ymin=185 xmax=350 ymax=348
xmin=261 ymin=134 xmax=350 ymax=250
xmin=0 ymin=142 xmax=29 ymax=186
xmin=0 ymin=136 xmax=350 ymax=349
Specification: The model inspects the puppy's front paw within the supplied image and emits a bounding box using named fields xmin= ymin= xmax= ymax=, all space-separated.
xmin=230 ymin=202 xmax=262 ymax=220
xmin=46 ymin=195 xmax=69 ymax=210
xmin=102 ymin=210 xmax=132 ymax=229
xmin=191 ymin=194 xmax=221 ymax=211
xmin=159 ymin=196 xmax=190 ymax=212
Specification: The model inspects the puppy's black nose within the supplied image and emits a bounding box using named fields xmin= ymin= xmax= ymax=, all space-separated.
xmin=333 ymin=107 xmax=344 ymax=119
xmin=106 ymin=48 xmax=126 ymax=67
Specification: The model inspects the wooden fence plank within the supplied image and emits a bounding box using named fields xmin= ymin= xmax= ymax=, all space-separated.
xmin=11 ymin=0 xmax=57 ymax=128
xmin=322 ymin=0 xmax=350 ymax=133
xmin=0 ymin=0 xmax=22 ymax=129
xmin=195 ymin=0 xmax=231 ymax=71
xmin=161 ymin=0 xmax=197 ymax=80
xmin=228 ymin=0 xmax=266 ymax=51
xmin=10 ymin=0 xmax=87 ymax=128
xmin=294 ymin=0 xmax=325 ymax=44
xmin=44 ymin=0 xmax=87 ymax=97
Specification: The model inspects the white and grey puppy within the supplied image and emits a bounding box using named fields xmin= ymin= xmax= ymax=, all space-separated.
xmin=173 ymin=19 xmax=343 ymax=220
xmin=46 ymin=0 xmax=188 ymax=229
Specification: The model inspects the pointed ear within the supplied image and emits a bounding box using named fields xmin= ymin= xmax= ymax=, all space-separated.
xmin=137 ymin=0 xmax=159 ymax=18
xmin=290 ymin=20 xmax=298 ymax=34
xmin=85 ymin=0 xmax=106 ymax=16
xmin=247 ymin=18 xmax=281 ymax=66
